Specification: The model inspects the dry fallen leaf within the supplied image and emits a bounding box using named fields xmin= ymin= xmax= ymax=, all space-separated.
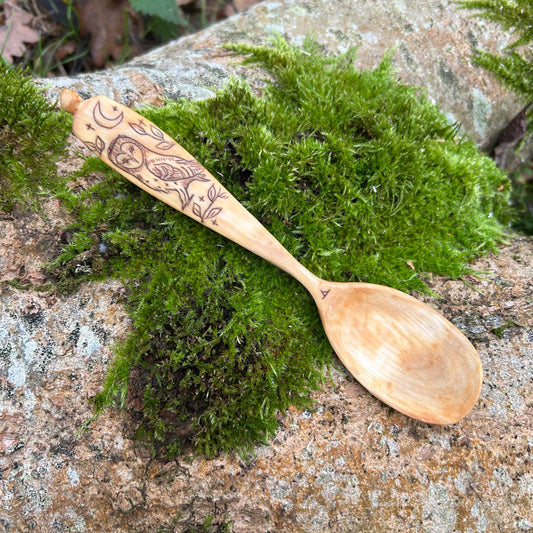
xmin=76 ymin=0 xmax=143 ymax=68
xmin=216 ymin=0 xmax=262 ymax=18
xmin=0 ymin=3 xmax=40 ymax=63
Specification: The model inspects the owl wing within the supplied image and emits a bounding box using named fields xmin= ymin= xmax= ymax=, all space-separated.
xmin=148 ymin=156 xmax=209 ymax=186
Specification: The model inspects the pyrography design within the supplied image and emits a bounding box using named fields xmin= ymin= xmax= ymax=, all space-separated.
xmin=93 ymin=100 xmax=124 ymax=129
xmin=83 ymin=99 xmax=229 ymax=225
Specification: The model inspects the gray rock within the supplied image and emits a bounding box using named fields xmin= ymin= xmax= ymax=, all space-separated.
xmin=38 ymin=0 xmax=529 ymax=154
xmin=2 ymin=1 xmax=532 ymax=531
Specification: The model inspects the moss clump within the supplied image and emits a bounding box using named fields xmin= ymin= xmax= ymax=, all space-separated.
xmin=54 ymin=38 xmax=509 ymax=457
xmin=0 ymin=63 xmax=70 ymax=212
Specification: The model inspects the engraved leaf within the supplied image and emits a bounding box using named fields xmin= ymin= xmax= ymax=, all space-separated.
xmin=86 ymin=136 xmax=105 ymax=155
xmin=192 ymin=202 xmax=203 ymax=218
xmin=85 ymin=141 xmax=98 ymax=153
xmin=151 ymin=126 xmax=164 ymax=140
xmin=129 ymin=122 xmax=147 ymax=135
xmin=207 ymin=184 xmax=217 ymax=202
xmin=206 ymin=207 xmax=222 ymax=219
xmin=95 ymin=136 xmax=105 ymax=153
xmin=156 ymin=141 xmax=175 ymax=150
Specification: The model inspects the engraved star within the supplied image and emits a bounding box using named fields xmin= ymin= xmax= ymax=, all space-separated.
xmin=86 ymin=123 xmax=94 ymax=130
xmin=113 ymin=106 xmax=118 ymax=112
xmin=199 ymin=196 xmax=205 ymax=202
xmin=211 ymin=219 xmax=218 ymax=225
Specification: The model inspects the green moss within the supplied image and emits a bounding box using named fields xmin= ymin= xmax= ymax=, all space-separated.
xmin=0 ymin=62 xmax=70 ymax=211
xmin=50 ymin=38 xmax=509 ymax=457
xmin=492 ymin=319 xmax=515 ymax=338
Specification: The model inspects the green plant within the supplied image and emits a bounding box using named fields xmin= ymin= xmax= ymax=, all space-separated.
xmin=0 ymin=62 xmax=70 ymax=211
xmin=129 ymin=0 xmax=189 ymax=41
xmin=132 ymin=0 xmax=229 ymax=41
xmin=509 ymin=164 xmax=533 ymax=233
xmin=0 ymin=22 xmax=510 ymax=460
xmin=31 ymin=0 xmax=89 ymax=77
xmin=45 ymin=37 xmax=509 ymax=457
xmin=458 ymin=0 xmax=533 ymax=232
xmin=458 ymin=0 xmax=533 ymax=118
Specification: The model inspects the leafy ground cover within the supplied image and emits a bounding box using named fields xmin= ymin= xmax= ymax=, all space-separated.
xmin=1 ymin=0 xmax=260 ymax=74
xmin=65 ymin=38 xmax=511 ymax=456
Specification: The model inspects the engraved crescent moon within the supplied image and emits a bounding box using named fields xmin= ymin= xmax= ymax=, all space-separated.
xmin=93 ymin=100 xmax=124 ymax=129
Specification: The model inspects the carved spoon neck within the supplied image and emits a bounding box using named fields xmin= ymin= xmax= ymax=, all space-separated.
xmin=271 ymin=253 xmax=327 ymax=301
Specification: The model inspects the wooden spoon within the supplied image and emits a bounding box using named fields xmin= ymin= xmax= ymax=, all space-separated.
xmin=60 ymin=89 xmax=482 ymax=424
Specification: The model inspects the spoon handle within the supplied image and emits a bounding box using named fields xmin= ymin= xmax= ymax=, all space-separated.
xmin=60 ymin=90 xmax=319 ymax=293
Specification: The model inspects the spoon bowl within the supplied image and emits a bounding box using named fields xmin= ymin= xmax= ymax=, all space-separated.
xmin=314 ymin=281 xmax=481 ymax=424
xmin=61 ymin=89 xmax=483 ymax=424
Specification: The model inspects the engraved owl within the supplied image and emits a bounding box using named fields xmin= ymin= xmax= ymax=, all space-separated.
xmin=108 ymin=135 xmax=209 ymax=196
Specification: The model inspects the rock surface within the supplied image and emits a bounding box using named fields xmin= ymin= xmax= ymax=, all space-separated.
xmin=1 ymin=225 xmax=532 ymax=531
xmin=2 ymin=0 xmax=533 ymax=531
xmin=38 ymin=0 xmax=529 ymax=153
